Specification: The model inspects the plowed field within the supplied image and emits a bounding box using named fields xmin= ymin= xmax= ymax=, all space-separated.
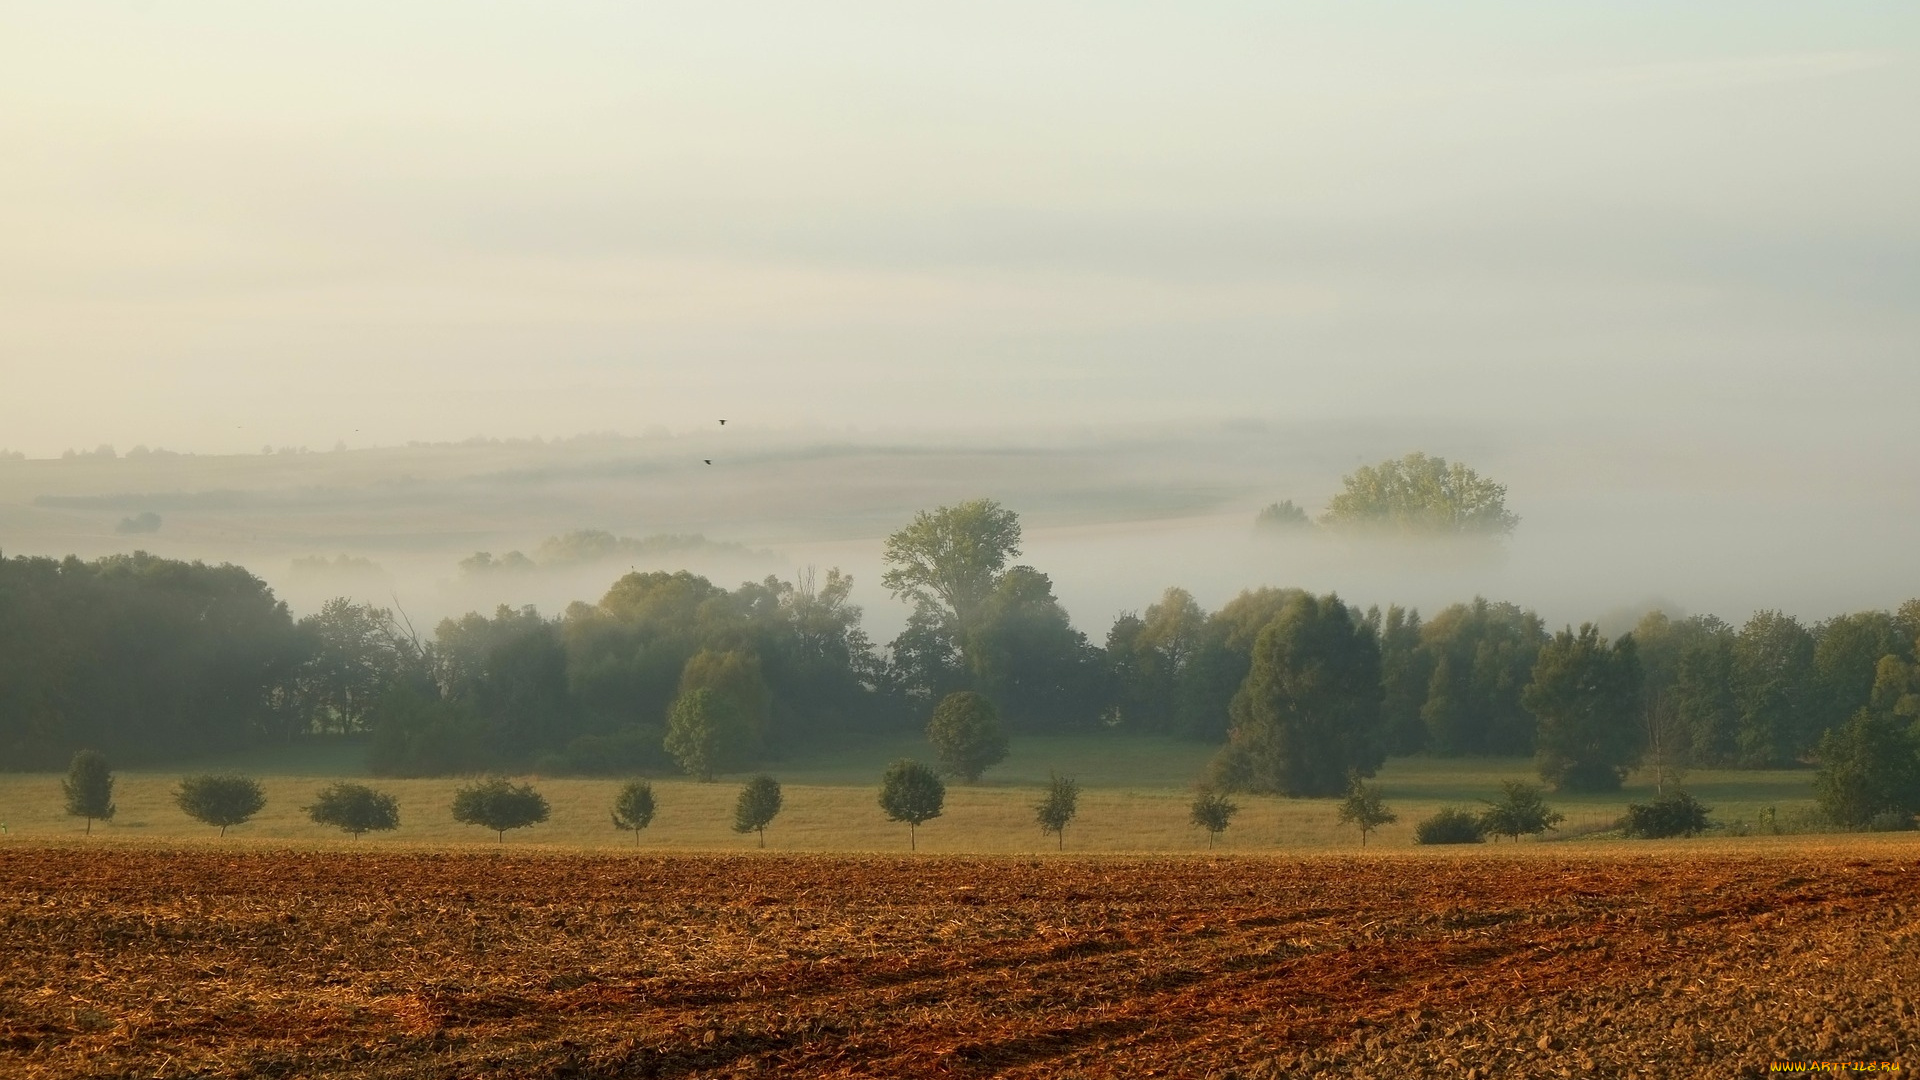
xmin=3 ymin=847 xmax=1916 ymax=1078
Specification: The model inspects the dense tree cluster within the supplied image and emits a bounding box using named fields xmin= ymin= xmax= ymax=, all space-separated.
xmin=6 ymin=520 xmax=1918 ymax=808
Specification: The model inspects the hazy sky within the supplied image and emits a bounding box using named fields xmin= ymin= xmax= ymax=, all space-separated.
xmin=2 ymin=3 xmax=1916 ymax=456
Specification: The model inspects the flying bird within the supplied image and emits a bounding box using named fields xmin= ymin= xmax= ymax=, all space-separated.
xmin=719 ymin=420 xmax=727 ymax=426
xmin=704 ymin=459 xmax=712 ymax=465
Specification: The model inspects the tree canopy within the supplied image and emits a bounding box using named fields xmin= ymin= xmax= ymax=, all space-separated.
xmin=732 ymin=775 xmax=784 ymax=847
xmin=1526 ymin=625 xmax=1643 ymax=792
xmin=174 ymin=775 xmax=267 ymax=837
xmin=304 ymin=782 xmax=401 ymax=837
xmin=878 ymin=759 xmax=945 ymax=850
xmin=925 ymin=691 xmax=1009 ymax=782
xmin=62 ymin=750 xmax=115 ymax=833
xmin=1319 ymin=452 xmax=1518 ymax=535
xmin=450 ymin=777 xmax=550 ymax=842
xmin=881 ymin=499 xmax=1022 ymax=631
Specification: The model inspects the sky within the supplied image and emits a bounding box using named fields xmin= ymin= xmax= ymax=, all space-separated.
xmin=3 ymin=2 xmax=1916 ymax=458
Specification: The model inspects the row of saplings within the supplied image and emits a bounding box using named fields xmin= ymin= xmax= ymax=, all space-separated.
xmin=60 ymin=749 xmax=1711 ymax=849
xmin=60 ymin=749 xmax=1226 ymax=849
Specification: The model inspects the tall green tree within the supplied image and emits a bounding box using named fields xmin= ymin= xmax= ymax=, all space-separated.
xmin=926 ymin=690 xmax=1010 ymax=782
xmin=61 ymin=750 xmax=115 ymax=834
xmin=1108 ymin=587 xmax=1209 ymax=735
xmin=664 ymin=688 xmax=744 ymax=781
xmin=1172 ymin=587 xmax=1306 ymax=742
xmin=1319 ymin=452 xmax=1519 ymax=535
xmin=1671 ymin=618 xmax=1741 ymax=766
xmin=881 ymin=499 xmax=1023 ymax=633
xmin=1812 ymin=611 xmax=1913 ymax=735
xmin=1525 ymin=625 xmax=1643 ymax=792
xmin=434 ymin=604 xmax=576 ymax=765
xmin=1373 ymin=605 xmax=1431 ymax=754
xmin=293 ymin=598 xmax=418 ymax=736
xmin=1210 ymin=592 xmax=1385 ymax=797
xmin=1733 ymin=611 xmax=1817 ymax=767
xmin=964 ymin=568 xmax=1104 ymax=732
xmin=678 ymin=649 xmax=771 ymax=756
xmin=1417 ymin=598 xmax=1546 ymax=756
xmin=1813 ymin=709 xmax=1920 ymax=828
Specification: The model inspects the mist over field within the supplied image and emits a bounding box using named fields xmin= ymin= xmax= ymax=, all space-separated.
xmin=2 ymin=415 xmax=1914 ymax=640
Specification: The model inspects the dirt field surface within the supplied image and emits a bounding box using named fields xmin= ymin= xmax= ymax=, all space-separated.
xmin=3 ymin=846 xmax=1917 ymax=1079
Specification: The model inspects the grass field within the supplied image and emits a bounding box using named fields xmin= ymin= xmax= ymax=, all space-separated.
xmin=0 ymin=736 xmax=1824 ymax=852
xmin=4 ymin=845 xmax=1916 ymax=1078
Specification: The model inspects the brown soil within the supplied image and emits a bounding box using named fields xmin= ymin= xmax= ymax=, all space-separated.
xmin=2 ymin=847 xmax=1915 ymax=1078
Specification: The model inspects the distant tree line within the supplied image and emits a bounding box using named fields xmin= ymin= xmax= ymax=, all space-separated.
xmin=5 ymin=516 xmax=1919 ymax=807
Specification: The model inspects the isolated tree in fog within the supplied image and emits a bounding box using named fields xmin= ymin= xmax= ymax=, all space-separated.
xmin=451 ymin=777 xmax=550 ymax=843
xmin=174 ymin=775 xmax=267 ymax=837
xmin=878 ymin=759 xmax=945 ymax=851
xmin=611 ymin=780 xmax=657 ymax=845
xmin=1211 ymin=592 xmax=1385 ymax=797
xmin=1526 ymin=625 xmax=1643 ymax=792
xmin=304 ymin=782 xmax=401 ymax=838
xmin=1319 ymin=452 xmax=1518 ymax=535
xmin=62 ymin=750 xmax=115 ymax=834
xmin=732 ymin=775 xmax=784 ymax=847
xmin=1188 ymin=790 xmax=1239 ymax=849
xmin=1254 ymin=500 xmax=1312 ymax=532
xmin=1033 ymin=773 xmax=1079 ymax=850
xmin=926 ymin=691 xmax=1010 ymax=782
xmin=1336 ymin=774 xmax=1396 ymax=847
xmin=881 ymin=499 xmax=1022 ymax=632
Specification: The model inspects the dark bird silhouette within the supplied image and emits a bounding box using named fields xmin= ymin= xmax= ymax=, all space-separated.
xmin=719 ymin=419 xmax=727 ymax=426
xmin=704 ymin=459 xmax=713 ymax=465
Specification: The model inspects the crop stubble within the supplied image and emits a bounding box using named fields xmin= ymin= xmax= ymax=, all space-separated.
xmin=2 ymin=848 xmax=1916 ymax=1078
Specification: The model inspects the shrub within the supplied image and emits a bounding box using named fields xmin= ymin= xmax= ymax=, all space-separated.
xmin=546 ymin=727 xmax=671 ymax=776
xmin=878 ymin=759 xmax=945 ymax=850
xmin=1189 ymin=790 xmax=1239 ymax=849
xmin=1867 ymin=809 xmax=1916 ymax=833
xmin=611 ymin=780 xmax=657 ymax=845
xmin=1620 ymin=791 xmax=1712 ymax=839
xmin=304 ymin=782 xmax=401 ymax=837
xmin=732 ymin=775 xmax=783 ymax=847
xmin=62 ymin=750 xmax=116 ymax=834
xmin=1033 ymin=773 xmax=1079 ymax=851
xmin=926 ymin=691 xmax=1010 ymax=782
xmin=451 ymin=777 xmax=550 ymax=843
xmin=1414 ymin=807 xmax=1486 ymax=845
xmin=174 ymin=775 xmax=267 ymax=837
xmin=1479 ymin=781 xmax=1564 ymax=842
